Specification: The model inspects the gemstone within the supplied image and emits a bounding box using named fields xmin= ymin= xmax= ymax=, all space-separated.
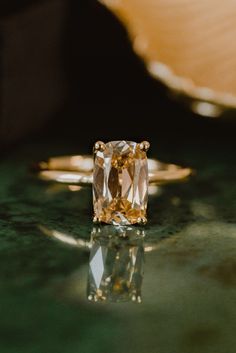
xmin=93 ymin=141 xmax=148 ymax=225
xmin=87 ymin=226 xmax=144 ymax=303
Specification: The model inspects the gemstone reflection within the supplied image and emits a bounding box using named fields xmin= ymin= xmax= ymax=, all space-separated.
xmin=87 ymin=226 xmax=145 ymax=303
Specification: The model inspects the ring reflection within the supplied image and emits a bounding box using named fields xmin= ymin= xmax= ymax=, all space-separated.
xmin=39 ymin=225 xmax=164 ymax=303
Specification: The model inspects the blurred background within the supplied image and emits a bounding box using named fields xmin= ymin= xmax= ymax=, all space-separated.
xmin=1 ymin=0 xmax=236 ymax=151
xmin=1 ymin=2 xmax=236 ymax=353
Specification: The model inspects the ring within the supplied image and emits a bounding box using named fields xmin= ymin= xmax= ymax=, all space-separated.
xmin=35 ymin=140 xmax=192 ymax=226
xmin=39 ymin=224 xmax=162 ymax=303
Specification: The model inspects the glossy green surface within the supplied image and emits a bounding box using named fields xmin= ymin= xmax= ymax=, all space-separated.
xmin=0 ymin=140 xmax=236 ymax=353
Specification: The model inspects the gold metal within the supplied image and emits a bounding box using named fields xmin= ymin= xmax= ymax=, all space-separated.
xmin=139 ymin=141 xmax=150 ymax=152
xmin=93 ymin=216 xmax=101 ymax=224
xmin=94 ymin=141 xmax=106 ymax=153
xmin=35 ymin=155 xmax=192 ymax=186
xmin=137 ymin=217 xmax=147 ymax=226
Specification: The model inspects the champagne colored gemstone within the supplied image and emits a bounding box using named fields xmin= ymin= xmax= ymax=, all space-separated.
xmin=93 ymin=141 xmax=148 ymax=225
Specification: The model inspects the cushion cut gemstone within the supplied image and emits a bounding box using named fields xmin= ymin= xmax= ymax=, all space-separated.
xmin=93 ymin=141 xmax=148 ymax=225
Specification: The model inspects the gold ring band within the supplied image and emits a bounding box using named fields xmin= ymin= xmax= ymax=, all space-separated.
xmin=36 ymin=155 xmax=191 ymax=186
xmin=34 ymin=140 xmax=192 ymax=226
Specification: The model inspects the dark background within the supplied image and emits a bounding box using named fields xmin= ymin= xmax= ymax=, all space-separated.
xmin=1 ymin=0 xmax=235 ymax=151
xmin=1 ymin=4 xmax=236 ymax=352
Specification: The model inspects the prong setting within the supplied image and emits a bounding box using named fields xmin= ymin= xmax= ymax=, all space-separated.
xmin=137 ymin=217 xmax=147 ymax=225
xmin=139 ymin=141 xmax=150 ymax=152
xmin=93 ymin=215 xmax=101 ymax=224
xmin=94 ymin=141 xmax=106 ymax=153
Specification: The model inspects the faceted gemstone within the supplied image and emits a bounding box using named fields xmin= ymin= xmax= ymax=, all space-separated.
xmin=93 ymin=141 xmax=148 ymax=225
xmin=87 ymin=226 xmax=144 ymax=303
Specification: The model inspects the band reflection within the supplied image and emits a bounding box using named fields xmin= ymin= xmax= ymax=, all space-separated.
xmin=39 ymin=225 xmax=160 ymax=303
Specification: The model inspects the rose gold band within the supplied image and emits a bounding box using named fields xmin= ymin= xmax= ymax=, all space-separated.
xmin=35 ymin=155 xmax=192 ymax=186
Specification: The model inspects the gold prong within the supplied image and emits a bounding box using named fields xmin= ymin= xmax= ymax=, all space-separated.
xmin=93 ymin=216 xmax=101 ymax=224
xmin=137 ymin=217 xmax=147 ymax=225
xmin=94 ymin=141 xmax=106 ymax=153
xmin=139 ymin=141 xmax=150 ymax=152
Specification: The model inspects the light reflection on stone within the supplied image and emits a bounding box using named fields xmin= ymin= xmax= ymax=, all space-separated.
xmin=87 ymin=226 xmax=145 ymax=303
xmin=93 ymin=141 xmax=149 ymax=225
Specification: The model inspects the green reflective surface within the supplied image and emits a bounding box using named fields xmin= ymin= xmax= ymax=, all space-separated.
xmin=0 ymin=140 xmax=236 ymax=353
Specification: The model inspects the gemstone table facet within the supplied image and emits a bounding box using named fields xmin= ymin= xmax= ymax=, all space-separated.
xmin=93 ymin=141 xmax=149 ymax=225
